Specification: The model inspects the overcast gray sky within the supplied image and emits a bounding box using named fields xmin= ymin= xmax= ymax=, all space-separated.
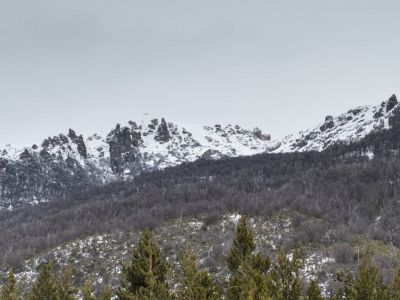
xmin=1 ymin=0 xmax=399 ymax=146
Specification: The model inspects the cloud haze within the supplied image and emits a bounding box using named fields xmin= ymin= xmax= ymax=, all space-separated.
xmin=0 ymin=0 xmax=399 ymax=145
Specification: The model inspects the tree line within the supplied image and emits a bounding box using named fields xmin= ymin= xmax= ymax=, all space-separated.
xmin=2 ymin=216 xmax=400 ymax=300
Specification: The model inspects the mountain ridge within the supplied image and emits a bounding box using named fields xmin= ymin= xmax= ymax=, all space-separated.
xmin=0 ymin=94 xmax=398 ymax=209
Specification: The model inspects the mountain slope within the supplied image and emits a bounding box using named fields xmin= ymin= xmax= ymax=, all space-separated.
xmin=0 ymin=117 xmax=273 ymax=209
xmin=0 ymin=94 xmax=398 ymax=209
xmin=274 ymin=94 xmax=399 ymax=152
xmin=3 ymin=117 xmax=400 ymax=292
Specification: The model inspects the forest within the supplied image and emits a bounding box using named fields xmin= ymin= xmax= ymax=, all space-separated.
xmin=2 ymin=108 xmax=400 ymax=296
xmin=2 ymin=216 xmax=399 ymax=300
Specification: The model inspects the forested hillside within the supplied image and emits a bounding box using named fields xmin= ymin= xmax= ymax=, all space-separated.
xmin=1 ymin=103 xmax=400 ymax=298
xmin=2 ymin=216 xmax=400 ymax=299
xmin=1 ymin=95 xmax=398 ymax=209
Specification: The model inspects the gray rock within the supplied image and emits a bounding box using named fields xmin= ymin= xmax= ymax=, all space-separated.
xmin=154 ymin=118 xmax=170 ymax=143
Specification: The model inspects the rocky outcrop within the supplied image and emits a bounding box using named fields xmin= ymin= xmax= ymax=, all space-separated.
xmin=320 ymin=116 xmax=335 ymax=132
xmin=68 ymin=129 xmax=88 ymax=158
xmin=275 ymin=94 xmax=399 ymax=153
xmin=374 ymin=95 xmax=398 ymax=119
xmin=154 ymin=118 xmax=170 ymax=143
xmin=386 ymin=94 xmax=398 ymax=112
xmin=201 ymin=149 xmax=224 ymax=160
xmin=107 ymin=124 xmax=142 ymax=174
xmin=253 ymin=127 xmax=271 ymax=141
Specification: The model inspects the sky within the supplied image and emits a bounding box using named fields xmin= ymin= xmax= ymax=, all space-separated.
xmin=0 ymin=0 xmax=400 ymax=146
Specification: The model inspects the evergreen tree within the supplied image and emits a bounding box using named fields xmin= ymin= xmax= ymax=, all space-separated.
xmin=306 ymin=279 xmax=323 ymax=300
xmin=117 ymin=229 xmax=172 ymax=300
xmin=178 ymin=249 xmax=220 ymax=300
xmin=335 ymin=251 xmax=389 ymax=300
xmin=227 ymin=258 xmax=271 ymax=300
xmin=352 ymin=252 xmax=388 ymax=300
xmin=56 ymin=266 xmax=77 ymax=300
xmin=81 ymin=277 xmax=96 ymax=300
xmin=270 ymin=247 xmax=304 ymax=300
xmin=227 ymin=216 xmax=255 ymax=272
xmin=226 ymin=216 xmax=271 ymax=300
xmin=0 ymin=270 xmax=18 ymax=300
xmin=28 ymin=262 xmax=59 ymax=300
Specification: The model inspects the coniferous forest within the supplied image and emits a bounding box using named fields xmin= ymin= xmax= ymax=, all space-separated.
xmin=2 ymin=216 xmax=400 ymax=300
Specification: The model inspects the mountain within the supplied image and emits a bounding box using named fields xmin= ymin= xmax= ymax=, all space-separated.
xmin=274 ymin=94 xmax=399 ymax=152
xmin=0 ymin=116 xmax=273 ymax=209
xmin=2 ymin=94 xmax=400 ymax=295
xmin=0 ymin=95 xmax=398 ymax=209
xmin=4 ymin=114 xmax=400 ymax=293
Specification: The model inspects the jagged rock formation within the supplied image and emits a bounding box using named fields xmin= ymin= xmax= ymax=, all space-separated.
xmin=0 ymin=94 xmax=399 ymax=209
xmin=0 ymin=116 xmax=273 ymax=209
xmin=274 ymin=95 xmax=399 ymax=152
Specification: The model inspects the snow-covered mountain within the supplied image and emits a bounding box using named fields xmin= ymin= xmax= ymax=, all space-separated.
xmin=273 ymin=94 xmax=399 ymax=153
xmin=0 ymin=116 xmax=273 ymax=209
xmin=1 ymin=117 xmax=273 ymax=175
xmin=0 ymin=94 xmax=399 ymax=209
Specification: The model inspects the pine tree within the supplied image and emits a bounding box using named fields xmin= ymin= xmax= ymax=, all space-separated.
xmin=178 ymin=249 xmax=220 ymax=300
xmin=81 ymin=277 xmax=96 ymax=300
xmin=352 ymin=252 xmax=388 ymax=300
xmin=117 ymin=229 xmax=172 ymax=300
xmin=335 ymin=251 xmax=389 ymax=300
xmin=228 ymin=258 xmax=271 ymax=300
xmin=226 ymin=216 xmax=272 ymax=300
xmin=28 ymin=262 xmax=59 ymax=300
xmin=0 ymin=270 xmax=18 ymax=300
xmin=270 ymin=247 xmax=304 ymax=300
xmin=227 ymin=216 xmax=255 ymax=272
xmin=306 ymin=279 xmax=323 ymax=300
xmin=56 ymin=266 xmax=77 ymax=300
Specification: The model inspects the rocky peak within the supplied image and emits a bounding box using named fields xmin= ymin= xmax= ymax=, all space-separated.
xmin=253 ymin=127 xmax=271 ymax=141
xmin=275 ymin=94 xmax=400 ymax=153
xmin=68 ymin=129 xmax=77 ymax=140
xmin=148 ymin=119 xmax=159 ymax=131
xmin=386 ymin=94 xmax=398 ymax=112
xmin=154 ymin=118 xmax=170 ymax=143
xmin=320 ymin=115 xmax=335 ymax=132
xmin=107 ymin=124 xmax=141 ymax=174
xmin=66 ymin=129 xmax=88 ymax=158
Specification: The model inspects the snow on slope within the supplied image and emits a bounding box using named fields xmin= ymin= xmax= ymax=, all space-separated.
xmin=273 ymin=95 xmax=399 ymax=152
xmin=104 ymin=114 xmax=274 ymax=174
xmin=0 ymin=115 xmax=274 ymax=181
xmin=0 ymin=95 xmax=398 ymax=186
